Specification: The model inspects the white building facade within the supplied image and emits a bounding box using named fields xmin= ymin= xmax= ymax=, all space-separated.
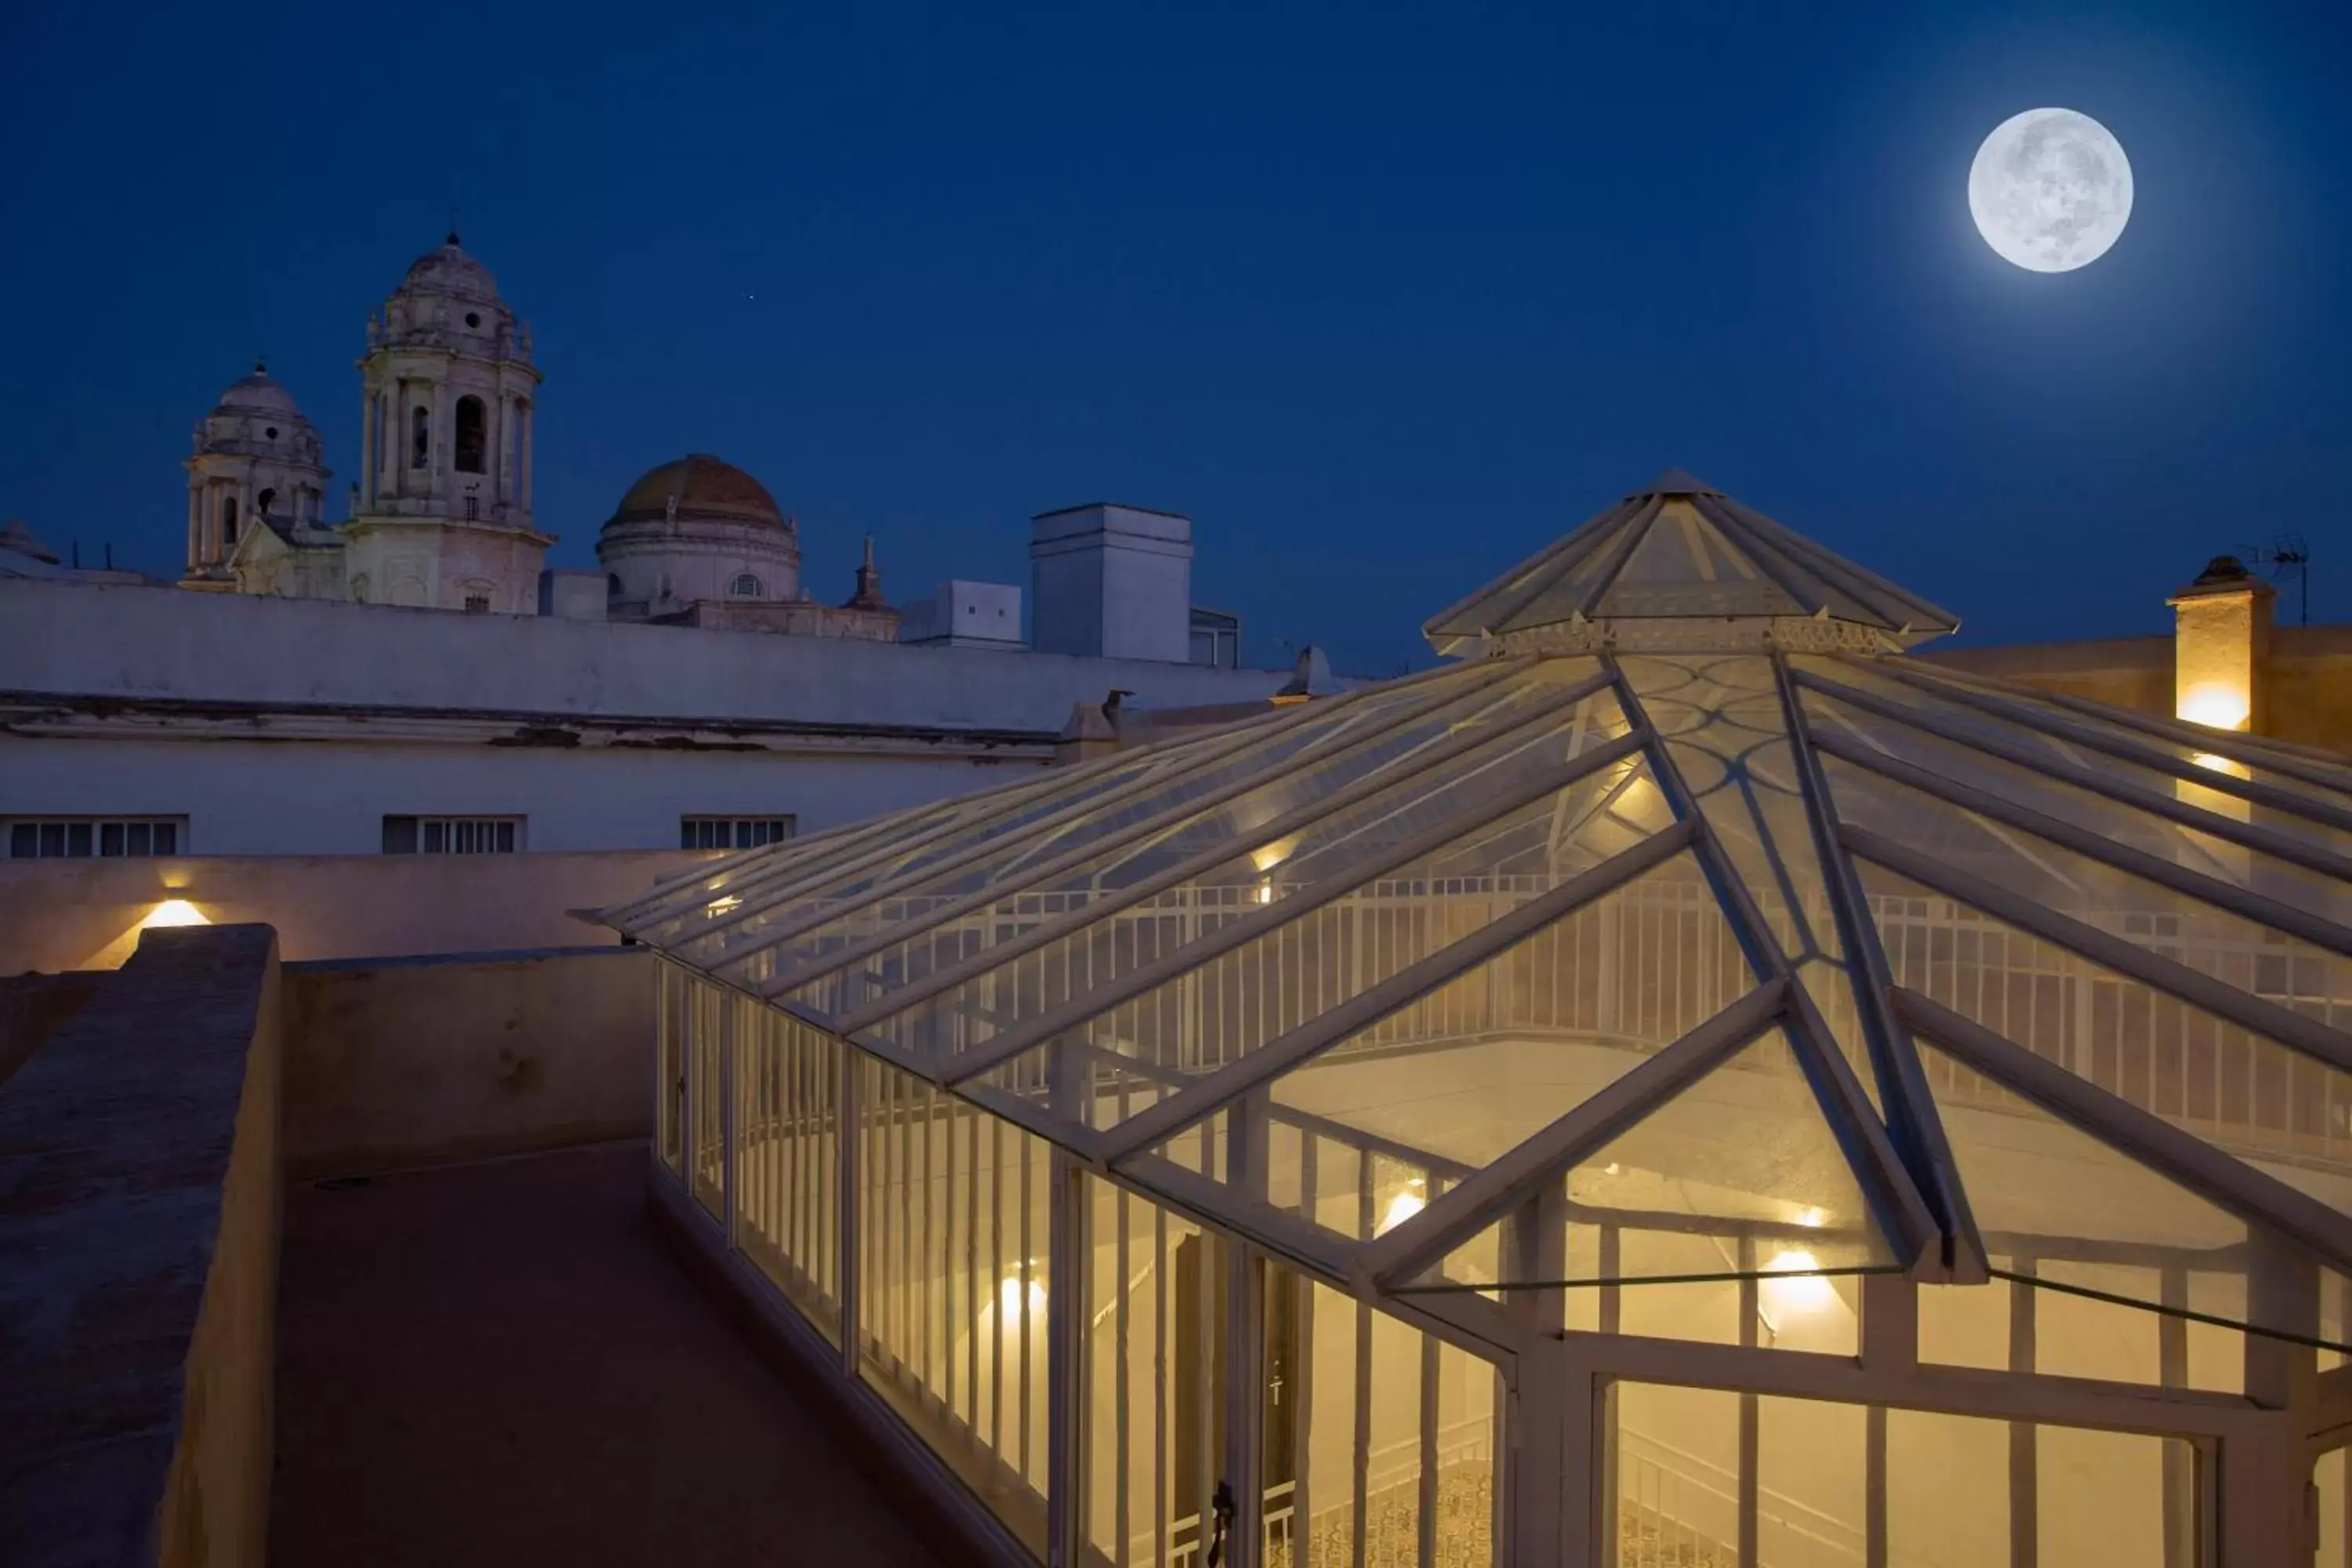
xmin=0 ymin=577 xmax=1315 ymax=859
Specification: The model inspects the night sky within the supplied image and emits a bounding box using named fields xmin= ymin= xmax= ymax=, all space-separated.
xmin=2 ymin=1 xmax=2344 ymax=676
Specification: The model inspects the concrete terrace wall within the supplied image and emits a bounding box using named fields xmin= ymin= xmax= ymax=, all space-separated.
xmin=281 ymin=946 xmax=651 ymax=1178
xmin=0 ymin=848 xmax=713 ymax=975
xmin=0 ymin=924 xmax=281 ymax=1568
xmin=0 ymin=578 xmax=1295 ymax=731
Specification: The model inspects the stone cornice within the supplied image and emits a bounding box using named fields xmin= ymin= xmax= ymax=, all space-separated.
xmin=0 ymin=691 xmax=1058 ymax=761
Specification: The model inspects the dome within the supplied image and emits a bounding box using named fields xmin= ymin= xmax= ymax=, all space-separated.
xmin=210 ymin=361 xmax=301 ymax=419
xmin=605 ymin=455 xmax=788 ymax=532
xmin=397 ymin=233 xmax=503 ymax=304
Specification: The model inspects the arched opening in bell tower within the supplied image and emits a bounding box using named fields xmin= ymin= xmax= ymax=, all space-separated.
xmin=455 ymin=397 xmax=487 ymax=474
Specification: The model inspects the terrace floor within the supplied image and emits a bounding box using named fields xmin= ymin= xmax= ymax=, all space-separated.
xmin=270 ymin=1141 xmax=947 ymax=1568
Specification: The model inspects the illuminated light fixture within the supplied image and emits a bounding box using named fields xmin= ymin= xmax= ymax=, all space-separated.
xmin=140 ymin=898 xmax=210 ymax=931
xmin=1250 ymin=837 xmax=1298 ymax=874
xmin=2178 ymin=684 xmax=2249 ymax=732
xmin=1793 ymin=1205 xmax=1825 ymax=1229
xmin=2190 ymin=751 xmax=2250 ymax=780
xmin=1760 ymin=1248 xmax=1838 ymax=1313
xmin=1602 ymin=1162 xmax=1623 ymax=1177
xmin=999 ymin=1268 xmax=1047 ymax=1316
xmin=706 ymin=895 xmax=742 ymax=916
xmin=1376 ymin=1181 xmax=1428 ymax=1238
xmin=1254 ymin=878 xmax=1276 ymax=906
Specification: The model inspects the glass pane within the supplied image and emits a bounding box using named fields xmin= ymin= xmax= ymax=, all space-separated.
xmin=1265 ymin=1263 xmax=1500 ymax=1568
xmin=688 ymin=666 xmax=1515 ymax=976
xmin=1595 ymin=496 xmax=1813 ymax=620
xmin=1805 ymin=674 xmax=2352 ymax=920
xmin=730 ymin=1004 xmax=843 ymax=1333
xmin=970 ymin=788 xmax=1680 ymax=1138
xmin=1621 ymin=653 xmax=1882 ymax=1086
xmin=1406 ymin=1029 xmax=1892 ymax=1301
xmin=857 ymin=1058 xmax=1054 ymax=1555
xmin=1864 ymin=656 xmax=2352 ymax=819
xmin=1613 ymin=1383 xmax=2194 ymax=1568
xmin=1916 ymin=1040 xmax=2347 ymax=1349
xmin=764 ymin=662 xmax=1611 ymax=1005
xmin=1261 ymin=856 xmax=1745 ymax=1171
xmin=848 ymin=695 xmax=1650 ymax=1067
xmin=1081 ymin=1176 xmax=1229 ymax=1568
xmin=1859 ymin=862 xmax=2352 ymax=1213
xmin=1830 ymin=757 xmax=2352 ymax=1033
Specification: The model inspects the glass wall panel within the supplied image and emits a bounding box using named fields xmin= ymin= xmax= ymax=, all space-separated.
xmin=1919 ymin=1267 xmax=2245 ymax=1394
xmin=731 ymin=1002 xmax=844 ymax=1334
xmin=858 ymin=1057 xmax=1054 ymax=1555
xmin=1610 ymin=1384 xmax=2195 ymax=1568
xmin=656 ymin=960 xmax=684 ymax=1174
xmin=795 ymin=672 xmax=1630 ymax=1029
xmin=1082 ymin=1174 xmax=1231 ymax=1568
xmin=688 ymin=975 xmax=726 ymax=1215
xmin=1265 ymin=1266 xmax=1501 ymax=1568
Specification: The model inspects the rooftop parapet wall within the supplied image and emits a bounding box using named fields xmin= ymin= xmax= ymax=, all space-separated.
xmin=0 ymin=924 xmax=281 ymax=1568
xmin=0 ymin=848 xmax=716 ymax=976
xmin=0 ymin=578 xmax=1291 ymax=734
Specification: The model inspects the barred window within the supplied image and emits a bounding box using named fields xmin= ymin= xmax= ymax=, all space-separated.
xmin=5 ymin=817 xmax=183 ymax=858
xmin=382 ymin=815 xmax=523 ymax=854
xmin=681 ymin=815 xmax=797 ymax=851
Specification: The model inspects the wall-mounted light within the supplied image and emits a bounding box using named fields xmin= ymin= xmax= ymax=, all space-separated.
xmin=1376 ymin=1179 xmax=1427 ymax=1238
xmin=2179 ymin=684 xmax=2249 ymax=732
xmin=141 ymin=898 xmax=210 ymax=931
xmin=1760 ymin=1248 xmax=1838 ymax=1315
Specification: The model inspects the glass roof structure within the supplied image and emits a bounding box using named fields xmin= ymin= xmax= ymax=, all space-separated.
xmin=606 ymin=468 xmax=2352 ymax=1361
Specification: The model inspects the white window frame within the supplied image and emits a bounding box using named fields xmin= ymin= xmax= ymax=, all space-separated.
xmin=681 ymin=815 xmax=797 ymax=851
xmin=4 ymin=815 xmax=187 ymax=858
xmin=382 ymin=815 xmax=525 ymax=855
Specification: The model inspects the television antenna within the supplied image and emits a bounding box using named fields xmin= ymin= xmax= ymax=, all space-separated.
xmin=2241 ymin=534 xmax=2310 ymax=626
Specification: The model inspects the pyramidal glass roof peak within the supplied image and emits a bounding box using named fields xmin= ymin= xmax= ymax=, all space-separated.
xmin=606 ymin=472 xmax=2352 ymax=1347
xmin=1421 ymin=468 xmax=1963 ymax=657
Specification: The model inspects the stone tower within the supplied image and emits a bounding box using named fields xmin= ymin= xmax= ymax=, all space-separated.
xmin=343 ymin=234 xmax=552 ymax=612
xmin=180 ymin=362 xmax=332 ymax=590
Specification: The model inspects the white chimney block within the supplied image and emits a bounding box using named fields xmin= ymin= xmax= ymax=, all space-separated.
xmin=1029 ymin=503 xmax=1193 ymax=663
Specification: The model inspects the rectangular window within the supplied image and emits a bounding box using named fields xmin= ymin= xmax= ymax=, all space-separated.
xmin=681 ymin=815 xmax=797 ymax=851
xmin=5 ymin=816 xmax=183 ymax=858
xmin=381 ymin=815 xmax=522 ymax=854
xmin=464 ymin=593 xmax=490 ymax=612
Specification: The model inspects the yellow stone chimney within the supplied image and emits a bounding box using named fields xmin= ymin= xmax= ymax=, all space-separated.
xmin=2168 ymin=555 xmax=2274 ymax=733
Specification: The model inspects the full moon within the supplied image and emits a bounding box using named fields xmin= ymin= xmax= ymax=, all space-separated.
xmin=1969 ymin=107 xmax=2132 ymax=272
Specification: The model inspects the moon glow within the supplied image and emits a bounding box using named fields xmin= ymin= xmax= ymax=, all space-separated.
xmin=1969 ymin=108 xmax=2132 ymax=273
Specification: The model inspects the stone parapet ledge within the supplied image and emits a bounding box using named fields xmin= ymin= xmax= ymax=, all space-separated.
xmin=0 ymin=923 xmax=281 ymax=1568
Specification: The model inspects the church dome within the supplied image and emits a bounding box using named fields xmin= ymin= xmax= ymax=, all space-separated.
xmin=605 ymin=455 xmax=788 ymax=532
xmin=210 ymin=362 xmax=300 ymax=419
xmin=398 ymin=234 xmax=504 ymax=304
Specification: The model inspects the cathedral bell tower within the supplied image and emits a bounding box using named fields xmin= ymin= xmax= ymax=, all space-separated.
xmin=343 ymin=234 xmax=552 ymax=612
xmin=180 ymin=362 xmax=331 ymax=590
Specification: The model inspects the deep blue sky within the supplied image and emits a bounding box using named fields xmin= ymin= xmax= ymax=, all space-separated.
xmin=2 ymin=1 xmax=2343 ymax=675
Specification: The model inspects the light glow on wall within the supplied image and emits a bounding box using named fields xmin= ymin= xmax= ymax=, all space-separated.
xmin=1761 ymin=1248 xmax=1839 ymax=1315
xmin=2178 ymin=684 xmax=2249 ymax=731
xmin=140 ymin=898 xmax=210 ymax=931
xmin=1377 ymin=1181 xmax=1428 ymax=1237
